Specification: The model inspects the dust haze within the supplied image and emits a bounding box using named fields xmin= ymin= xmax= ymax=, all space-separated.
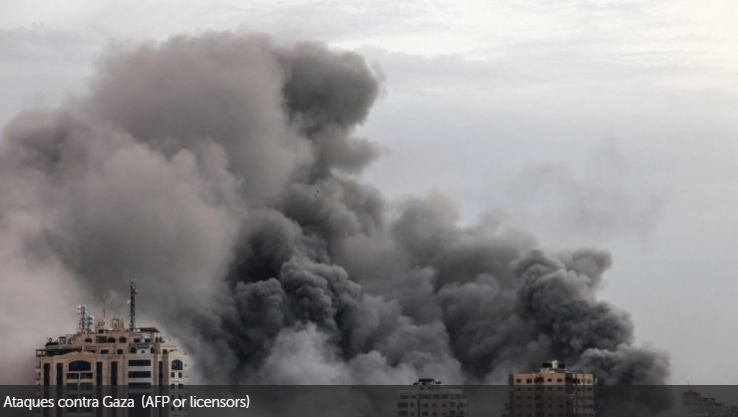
xmin=0 ymin=32 xmax=669 ymax=385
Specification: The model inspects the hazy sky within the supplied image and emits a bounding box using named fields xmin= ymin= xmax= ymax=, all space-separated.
xmin=2 ymin=0 xmax=737 ymax=384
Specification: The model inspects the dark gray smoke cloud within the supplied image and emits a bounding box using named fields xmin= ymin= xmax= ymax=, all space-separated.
xmin=0 ymin=32 xmax=669 ymax=384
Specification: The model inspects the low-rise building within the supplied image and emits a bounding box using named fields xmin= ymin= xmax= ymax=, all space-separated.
xmin=398 ymin=378 xmax=468 ymax=417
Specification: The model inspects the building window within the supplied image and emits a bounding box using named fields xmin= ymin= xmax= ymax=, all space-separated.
xmin=118 ymin=337 xmax=127 ymax=343
xmin=111 ymin=362 xmax=118 ymax=386
xmin=69 ymin=361 xmax=92 ymax=372
xmin=43 ymin=363 xmax=50 ymax=386
xmin=128 ymin=360 xmax=152 ymax=367
xmin=128 ymin=371 xmax=152 ymax=378
xmin=171 ymin=360 xmax=183 ymax=371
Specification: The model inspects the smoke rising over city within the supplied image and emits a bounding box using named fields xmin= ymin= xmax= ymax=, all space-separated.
xmin=0 ymin=32 xmax=669 ymax=384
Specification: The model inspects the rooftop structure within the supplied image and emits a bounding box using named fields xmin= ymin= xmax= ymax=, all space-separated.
xmin=504 ymin=361 xmax=597 ymax=417
xmin=683 ymin=389 xmax=738 ymax=416
xmin=35 ymin=281 xmax=188 ymax=387
xmin=509 ymin=360 xmax=596 ymax=386
xmin=398 ymin=379 xmax=468 ymax=417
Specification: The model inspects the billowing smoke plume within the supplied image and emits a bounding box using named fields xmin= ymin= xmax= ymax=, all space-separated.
xmin=0 ymin=32 xmax=669 ymax=384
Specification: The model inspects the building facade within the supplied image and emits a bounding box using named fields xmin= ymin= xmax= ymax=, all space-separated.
xmin=683 ymin=389 xmax=738 ymax=416
xmin=35 ymin=323 xmax=188 ymax=387
xmin=35 ymin=283 xmax=188 ymax=387
xmin=398 ymin=378 xmax=468 ymax=417
xmin=504 ymin=360 xmax=597 ymax=417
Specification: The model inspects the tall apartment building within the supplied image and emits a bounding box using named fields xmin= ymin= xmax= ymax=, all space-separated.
xmin=35 ymin=281 xmax=188 ymax=387
xmin=398 ymin=378 xmax=468 ymax=417
xmin=504 ymin=360 xmax=597 ymax=417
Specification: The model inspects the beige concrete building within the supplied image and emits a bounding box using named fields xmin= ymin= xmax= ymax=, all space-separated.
xmin=504 ymin=360 xmax=597 ymax=417
xmin=35 ymin=282 xmax=188 ymax=387
xmin=35 ymin=323 xmax=188 ymax=387
xmin=398 ymin=379 xmax=468 ymax=417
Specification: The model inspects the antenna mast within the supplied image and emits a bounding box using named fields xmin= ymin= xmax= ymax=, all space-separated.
xmin=129 ymin=280 xmax=138 ymax=331
xmin=77 ymin=305 xmax=93 ymax=334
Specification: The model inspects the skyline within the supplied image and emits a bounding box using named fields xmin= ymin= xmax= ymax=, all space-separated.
xmin=1 ymin=1 xmax=737 ymax=384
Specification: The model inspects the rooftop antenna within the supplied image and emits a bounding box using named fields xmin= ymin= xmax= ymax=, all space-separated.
xmin=77 ymin=305 xmax=94 ymax=334
xmin=102 ymin=293 xmax=107 ymax=320
xmin=129 ymin=279 xmax=138 ymax=331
